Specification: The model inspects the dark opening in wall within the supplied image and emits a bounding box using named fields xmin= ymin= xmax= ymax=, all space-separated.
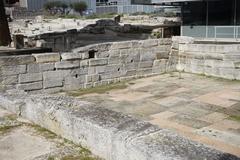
xmin=89 ymin=50 xmax=96 ymax=58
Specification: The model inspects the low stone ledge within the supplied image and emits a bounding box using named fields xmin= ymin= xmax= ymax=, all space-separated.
xmin=33 ymin=53 xmax=60 ymax=63
xmin=0 ymin=93 xmax=239 ymax=160
xmin=0 ymin=55 xmax=35 ymax=66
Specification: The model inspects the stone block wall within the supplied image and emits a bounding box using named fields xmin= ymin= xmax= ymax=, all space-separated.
xmin=0 ymin=39 xmax=173 ymax=93
xmin=172 ymin=37 xmax=240 ymax=80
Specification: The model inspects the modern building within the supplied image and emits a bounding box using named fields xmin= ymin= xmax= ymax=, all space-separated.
xmin=96 ymin=0 xmax=155 ymax=14
xmin=132 ymin=0 xmax=240 ymax=38
xmin=12 ymin=0 xmax=96 ymax=12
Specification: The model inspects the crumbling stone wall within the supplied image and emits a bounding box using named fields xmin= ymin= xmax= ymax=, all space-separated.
xmin=172 ymin=37 xmax=240 ymax=80
xmin=0 ymin=39 xmax=174 ymax=93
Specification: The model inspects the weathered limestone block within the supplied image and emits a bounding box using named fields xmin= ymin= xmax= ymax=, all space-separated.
xmin=95 ymin=43 xmax=112 ymax=52
xmin=140 ymin=48 xmax=156 ymax=61
xmin=27 ymin=63 xmax=55 ymax=73
xmin=204 ymin=60 xmax=235 ymax=68
xmin=125 ymin=70 xmax=137 ymax=76
xmin=156 ymin=51 xmax=169 ymax=59
xmin=86 ymin=74 xmax=100 ymax=83
xmin=43 ymin=80 xmax=63 ymax=89
xmin=137 ymin=68 xmax=153 ymax=76
xmin=131 ymin=41 xmax=142 ymax=48
xmin=105 ymin=65 xmax=122 ymax=73
xmin=89 ymin=59 xmax=108 ymax=66
xmin=0 ymin=55 xmax=35 ymax=66
xmin=80 ymin=52 xmax=89 ymax=59
xmin=0 ymin=75 xmax=18 ymax=85
xmin=109 ymin=56 xmax=120 ymax=64
xmin=96 ymin=51 xmax=109 ymax=58
xmin=223 ymin=53 xmax=240 ymax=61
xmin=55 ymin=60 xmax=80 ymax=69
xmin=61 ymin=52 xmax=81 ymax=60
xmin=158 ymin=38 xmax=172 ymax=45
xmin=19 ymin=73 xmax=43 ymax=83
xmin=219 ymin=68 xmax=235 ymax=80
xmin=43 ymin=71 xmax=64 ymax=89
xmin=153 ymin=59 xmax=167 ymax=67
xmin=17 ymin=81 xmax=43 ymax=91
xmin=80 ymin=60 xmax=89 ymax=67
xmin=108 ymin=50 xmax=120 ymax=57
xmin=172 ymin=36 xmax=194 ymax=44
xmin=88 ymin=67 xmax=96 ymax=75
xmin=111 ymin=41 xmax=132 ymax=49
xmin=124 ymin=63 xmax=138 ymax=71
xmin=234 ymin=69 xmax=240 ymax=80
xmin=120 ymin=49 xmax=140 ymax=63
xmin=33 ymin=53 xmax=60 ymax=63
xmin=64 ymin=76 xmax=85 ymax=90
xmin=141 ymin=39 xmax=158 ymax=47
xmin=139 ymin=61 xmax=153 ymax=68
xmin=0 ymin=65 xmax=26 ymax=76
xmin=96 ymin=66 xmax=106 ymax=74
xmin=70 ymin=68 xmax=88 ymax=76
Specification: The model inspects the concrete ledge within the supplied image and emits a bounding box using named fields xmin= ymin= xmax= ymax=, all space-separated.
xmin=0 ymin=93 xmax=239 ymax=160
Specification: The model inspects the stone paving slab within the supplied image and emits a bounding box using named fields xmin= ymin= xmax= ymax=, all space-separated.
xmin=64 ymin=72 xmax=240 ymax=156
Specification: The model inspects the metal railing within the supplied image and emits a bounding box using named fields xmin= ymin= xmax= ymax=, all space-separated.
xmin=181 ymin=25 xmax=240 ymax=39
xmin=214 ymin=26 xmax=240 ymax=39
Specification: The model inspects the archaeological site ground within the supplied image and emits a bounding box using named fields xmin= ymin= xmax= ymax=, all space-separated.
xmin=1 ymin=2 xmax=240 ymax=159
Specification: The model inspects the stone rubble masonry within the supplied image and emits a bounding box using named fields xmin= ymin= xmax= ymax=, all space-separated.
xmin=0 ymin=93 xmax=239 ymax=160
xmin=1 ymin=37 xmax=240 ymax=93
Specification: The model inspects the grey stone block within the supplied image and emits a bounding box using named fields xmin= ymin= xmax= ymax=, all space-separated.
xmin=17 ymin=81 xmax=43 ymax=91
xmin=108 ymin=56 xmax=120 ymax=64
xmin=55 ymin=60 xmax=80 ymax=69
xmin=33 ymin=53 xmax=60 ymax=63
xmin=120 ymin=49 xmax=140 ymax=63
xmin=19 ymin=73 xmax=42 ymax=83
xmin=43 ymin=71 xmax=64 ymax=81
xmin=140 ymin=49 xmax=156 ymax=61
xmin=89 ymin=59 xmax=108 ymax=66
xmin=61 ymin=52 xmax=81 ymax=60
xmin=69 ymin=68 xmax=88 ymax=76
xmin=142 ymin=39 xmax=158 ymax=47
xmin=0 ymin=65 xmax=26 ymax=76
xmin=86 ymin=74 xmax=100 ymax=83
xmin=108 ymin=50 xmax=120 ymax=57
xmin=0 ymin=55 xmax=35 ymax=66
xmin=43 ymin=80 xmax=63 ymax=89
xmin=111 ymin=41 xmax=132 ymax=49
xmin=139 ymin=61 xmax=153 ymax=68
xmin=0 ymin=75 xmax=18 ymax=85
xmin=158 ymin=38 xmax=172 ymax=45
xmin=96 ymin=66 xmax=106 ymax=74
xmin=88 ymin=67 xmax=96 ymax=75
xmin=80 ymin=60 xmax=89 ymax=67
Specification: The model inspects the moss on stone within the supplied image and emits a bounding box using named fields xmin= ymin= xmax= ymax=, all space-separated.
xmin=68 ymin=81 xmax=129 ymax=97
xmin=228 ymin=115 xmax=240 ymax=122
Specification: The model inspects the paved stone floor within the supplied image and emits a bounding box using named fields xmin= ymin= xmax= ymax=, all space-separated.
xmin=73 ymin=73 xmax=240 ymax=157
xmin=0 ymin=108 xmax=100 ymax=160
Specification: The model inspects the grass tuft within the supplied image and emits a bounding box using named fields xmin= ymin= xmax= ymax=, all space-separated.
xmin=68 ymin=81 xmax=128 ymax=97
xmin=228 ymin=115 xmax=240 ymax=122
